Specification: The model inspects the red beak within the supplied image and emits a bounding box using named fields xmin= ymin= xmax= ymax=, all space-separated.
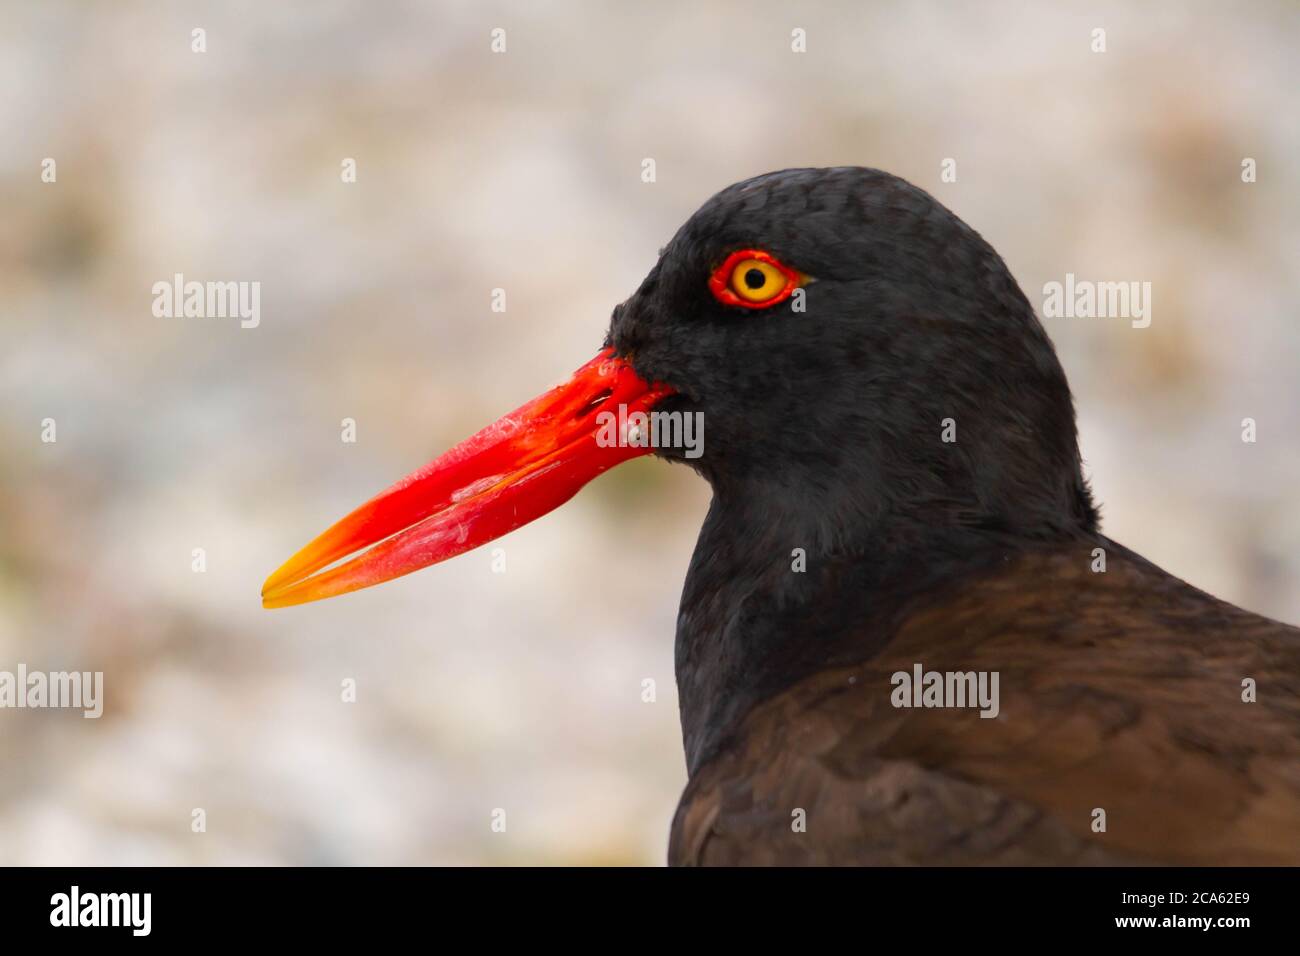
xmin=262 ymin=348 xmax=671 ymax=609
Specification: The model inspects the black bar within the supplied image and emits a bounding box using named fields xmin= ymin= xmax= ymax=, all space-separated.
xmin=0 ymin=866 xmax=1285 ymax=941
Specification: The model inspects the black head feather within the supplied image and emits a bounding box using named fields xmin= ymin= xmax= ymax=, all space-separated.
xmin=608 ymin=166 xmax=1097 ymax=551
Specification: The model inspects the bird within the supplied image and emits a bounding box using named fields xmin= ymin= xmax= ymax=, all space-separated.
xmin=262 ymin=167 xmax=1300 ymax=865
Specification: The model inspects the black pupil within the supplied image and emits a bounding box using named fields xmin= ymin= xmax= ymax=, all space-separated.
xmin=742 ymin=268 xmax=767 ymax=290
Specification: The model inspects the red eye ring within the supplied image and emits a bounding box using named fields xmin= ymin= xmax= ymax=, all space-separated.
xmin=707 ymin=249 xmax=804 ymax=309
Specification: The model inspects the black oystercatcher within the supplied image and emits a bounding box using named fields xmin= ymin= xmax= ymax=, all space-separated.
xmin=263 ymin=167 xmax=1300 ymax=865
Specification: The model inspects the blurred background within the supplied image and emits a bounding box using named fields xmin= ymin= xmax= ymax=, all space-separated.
xmin=1 ymin=0 xmax=1297 ymax=865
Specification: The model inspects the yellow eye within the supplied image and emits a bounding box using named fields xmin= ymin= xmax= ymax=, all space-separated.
xmin=729 ymin=259 xmax=785 ymax=302
xmin=708 ymin=249 xmax=802 ymax=309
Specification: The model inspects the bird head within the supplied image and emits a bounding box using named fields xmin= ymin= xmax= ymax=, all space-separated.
xmin=262 ymin=167 xmax=1094 ymax=609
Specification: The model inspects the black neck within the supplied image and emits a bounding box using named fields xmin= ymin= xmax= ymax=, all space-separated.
xmin=673 ymin=480 xmax=1090 ymax=776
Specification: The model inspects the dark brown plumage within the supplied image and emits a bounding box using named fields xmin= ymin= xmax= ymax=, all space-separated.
xmin=668 ymin=539 xmax=1300 ymax=865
